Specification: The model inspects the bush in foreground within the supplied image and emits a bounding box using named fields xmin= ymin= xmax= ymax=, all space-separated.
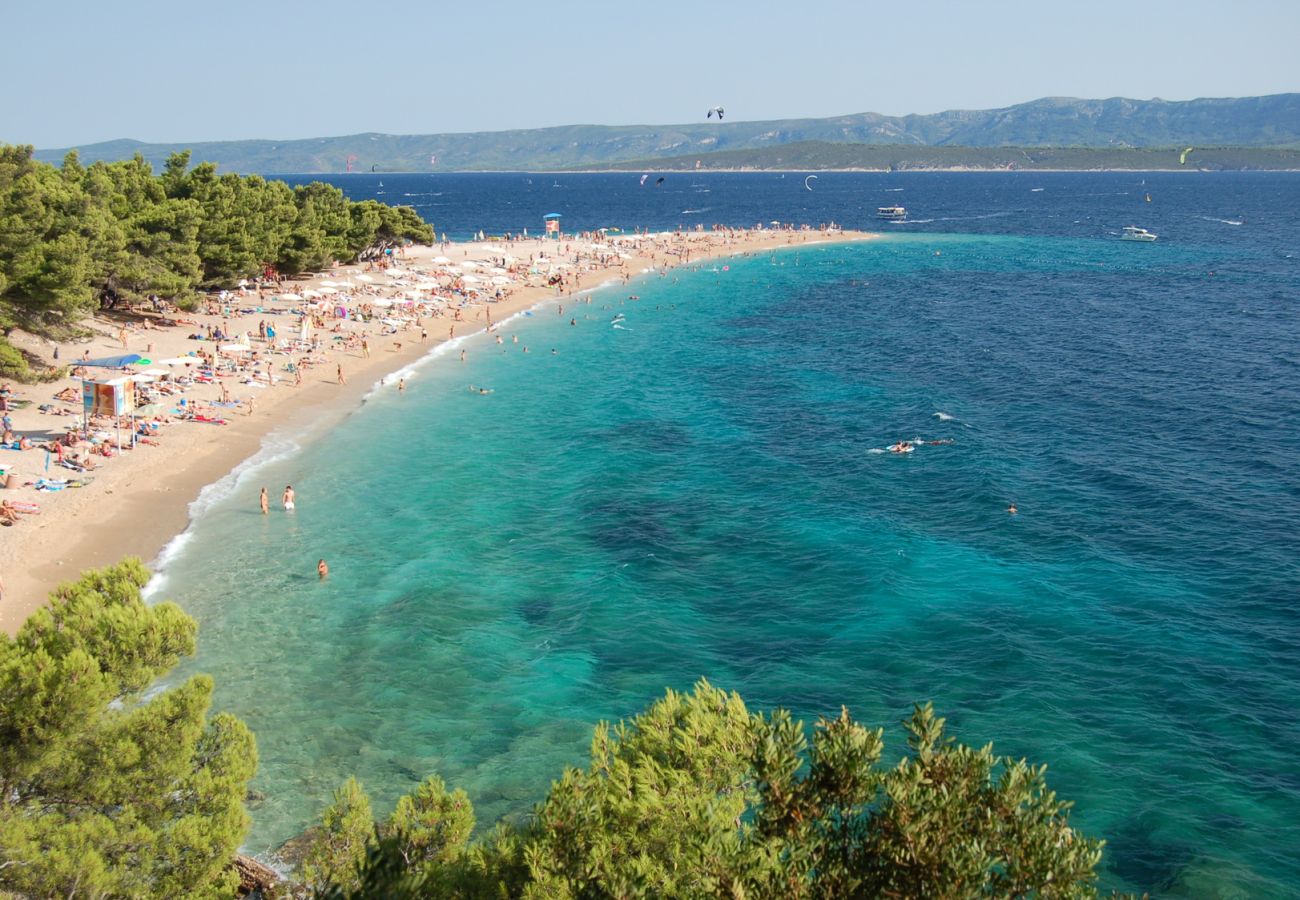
xmin=0 ymin=559 xmax=257 ymax=898
xmin=305 ymin=682 xmax=1104 ymax=898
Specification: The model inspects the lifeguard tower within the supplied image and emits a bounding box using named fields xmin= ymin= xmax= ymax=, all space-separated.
xmin=543 ymin=212 xmax=561 ymax=239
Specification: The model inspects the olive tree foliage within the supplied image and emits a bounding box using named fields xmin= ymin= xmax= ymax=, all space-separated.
xmin=0 ymin=559 xmax=258 ymax=899
xmin=307 ymin=680 xmax=1106 ymax=899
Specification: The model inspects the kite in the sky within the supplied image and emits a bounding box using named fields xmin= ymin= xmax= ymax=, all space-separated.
xmin=1180 ymin=147 xmax=1194 ymax=165
xmin=640 ymin=174 xmax=649 ymax=186
xmin=656 ymin=177 xmax=665 ymax=186
xmin=707 ymin=107 xmax=725 ymax=121
xmin=805 ymin=175 xmax=818 ymax=191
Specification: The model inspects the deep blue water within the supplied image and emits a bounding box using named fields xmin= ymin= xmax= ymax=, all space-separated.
xmin=164 ymin=173 xmax=1300 ymax=897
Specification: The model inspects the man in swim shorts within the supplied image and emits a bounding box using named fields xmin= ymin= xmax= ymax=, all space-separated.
xmin=283 ymin=485 xmax=295 ymax=511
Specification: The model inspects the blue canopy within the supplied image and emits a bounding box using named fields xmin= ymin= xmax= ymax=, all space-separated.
xmin=543 ymin=213 xmax=562 ymax=219
xmin=80 ymin=354 xmax=143 ymax=368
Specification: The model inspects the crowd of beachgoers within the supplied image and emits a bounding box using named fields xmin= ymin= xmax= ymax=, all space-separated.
xmin=0 ymin=222 xmax=865 ymax=628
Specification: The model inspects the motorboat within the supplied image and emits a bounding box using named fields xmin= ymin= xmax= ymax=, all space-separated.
xmin=1120 ymin=225 xmax=1158 ymax=242
xmin=877 ymin=206 xmax=907 ymax=220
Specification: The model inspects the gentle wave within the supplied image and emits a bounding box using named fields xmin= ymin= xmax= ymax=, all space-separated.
xmin=143 ymin=430 xmax=304 ymax=600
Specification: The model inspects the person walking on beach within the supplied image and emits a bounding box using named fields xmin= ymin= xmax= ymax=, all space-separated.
xmin=337 ymin=364 xmax=346 ymax=385
xmin=260 ymin=487 xmax=269 ymax=515
xmin=283 ymin=485 xmax=296 ymax=511
xmin=361 ymin=339 xmax=370 ymax=359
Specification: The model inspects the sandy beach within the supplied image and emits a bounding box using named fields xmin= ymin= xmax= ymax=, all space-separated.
xmin=0 ymin=225 xmax=875 ymax=633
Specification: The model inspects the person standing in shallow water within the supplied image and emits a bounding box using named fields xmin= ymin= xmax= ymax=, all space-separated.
xmin=259 ymin=487 xmax=269 ymax=515
xmin=282 ymin=485 xmax=295 ymax=511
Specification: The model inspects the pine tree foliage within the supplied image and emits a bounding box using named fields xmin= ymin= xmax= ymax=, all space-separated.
xmin=309 ymin=680 xmax=1106 ymax=898
xmin=300 ymin=776 xmax=375 ymax=896
xmin=0 ymin=559 xmax=258 ymax=899
xmin=0 ymin=143 xmax=434 ymax=353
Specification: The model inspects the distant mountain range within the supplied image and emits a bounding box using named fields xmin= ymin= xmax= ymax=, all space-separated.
xmin=33 ymin=94 xmax=1300 ymax=174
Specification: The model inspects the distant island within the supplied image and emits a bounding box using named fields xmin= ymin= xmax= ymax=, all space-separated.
xmin=584 ymin=142 xmax=1300 ymax=172
xmin=34 ymin=94 xmax=1300 ymax=174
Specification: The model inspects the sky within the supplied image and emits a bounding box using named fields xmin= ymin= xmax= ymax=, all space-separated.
xmin=4 ymin=0 xmax=1298 ymax=148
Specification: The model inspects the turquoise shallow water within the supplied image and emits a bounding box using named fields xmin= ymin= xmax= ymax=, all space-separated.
xmin=161 ymin=218 xmax=1300 ymax=896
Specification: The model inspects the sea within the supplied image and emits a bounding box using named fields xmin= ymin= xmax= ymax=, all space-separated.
xmin=155 ymin=171 xmax=1300 ymax=897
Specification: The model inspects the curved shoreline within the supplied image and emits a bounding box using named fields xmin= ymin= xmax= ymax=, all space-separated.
xmin=1 ymin=228 xmax=876 ymax=633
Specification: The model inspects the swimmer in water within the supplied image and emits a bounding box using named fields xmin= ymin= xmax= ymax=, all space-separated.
xmin=469 ymin=385 xmax=493 ymax=394
xmin=317 ymin=559 xmax=329 ymax=579
xmin=1008 ymin=503 xmax=1018 ymax=515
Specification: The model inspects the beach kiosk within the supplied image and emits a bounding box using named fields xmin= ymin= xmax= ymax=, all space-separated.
xmin=82 ymin=375 xmax=136 ymax=451
xmin=544 ymin=212 xmax=561 ymax=238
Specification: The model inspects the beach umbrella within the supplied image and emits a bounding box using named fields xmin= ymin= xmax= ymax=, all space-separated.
xmin=491 ymin=276 xmax=513 ymax=285
xmin=461 ymin=275 xmax=482 ymax=284
xmin=134 ymin=402 xmax=167 ymax=417
xmin=80 ymin=353 xmax=143 ymax=368
xmin=158 ymin=357 xmax=197 ymax=365
xmin=278 ymin=293 xmax=304 ymax=301
xmin=220 ymin=344 xmax=250 ymax=353
xmin=356 ymin=274 xmax=375 ymax=282
xmin=318 ymin=287 xmax=339 ymax=295
xmin=459 ymin=261 xmax=479 ymax=270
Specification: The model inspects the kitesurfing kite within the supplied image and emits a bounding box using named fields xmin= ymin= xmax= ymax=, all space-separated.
xmin=707 ymin=106 xmax=725 ymax=120
xmin=640 ymin=173 xmax=649 ymax=186
xmin=804 ymin=175 xmax=818 ymax=191
xmin=1180 ymin=147 xmax=1194 ymax=165
xmin=655 ymin=177 xmax=666 ymax=186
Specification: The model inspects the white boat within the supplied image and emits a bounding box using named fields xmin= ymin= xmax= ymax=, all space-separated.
xmin=877 ymin=206 xmax=907 ymax=220
xmin=1120 ymin=225 xmax=1158 ymax=242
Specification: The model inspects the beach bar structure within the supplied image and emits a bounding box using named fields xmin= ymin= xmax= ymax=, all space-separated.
xmin=81 ymin=375 xmax=137 ymax=451
xmin=544 ymin=212 xmax=561 ymax=237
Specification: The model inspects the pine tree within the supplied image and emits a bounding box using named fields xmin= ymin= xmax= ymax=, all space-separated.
xmin=312 ymin=680 xmax=1106 ymax=898
xmin=0 ymin=558 xmax=258 ymax=899
xmin=301 ymin=776 xmax=374 ymax=895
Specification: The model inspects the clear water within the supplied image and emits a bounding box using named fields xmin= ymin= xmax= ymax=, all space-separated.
xmin=161 ymin=173 xmax=1300 ymax=897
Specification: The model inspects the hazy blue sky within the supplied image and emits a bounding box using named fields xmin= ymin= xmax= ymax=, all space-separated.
xmin=5 ymin=0 xmax=1297 ymax=148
